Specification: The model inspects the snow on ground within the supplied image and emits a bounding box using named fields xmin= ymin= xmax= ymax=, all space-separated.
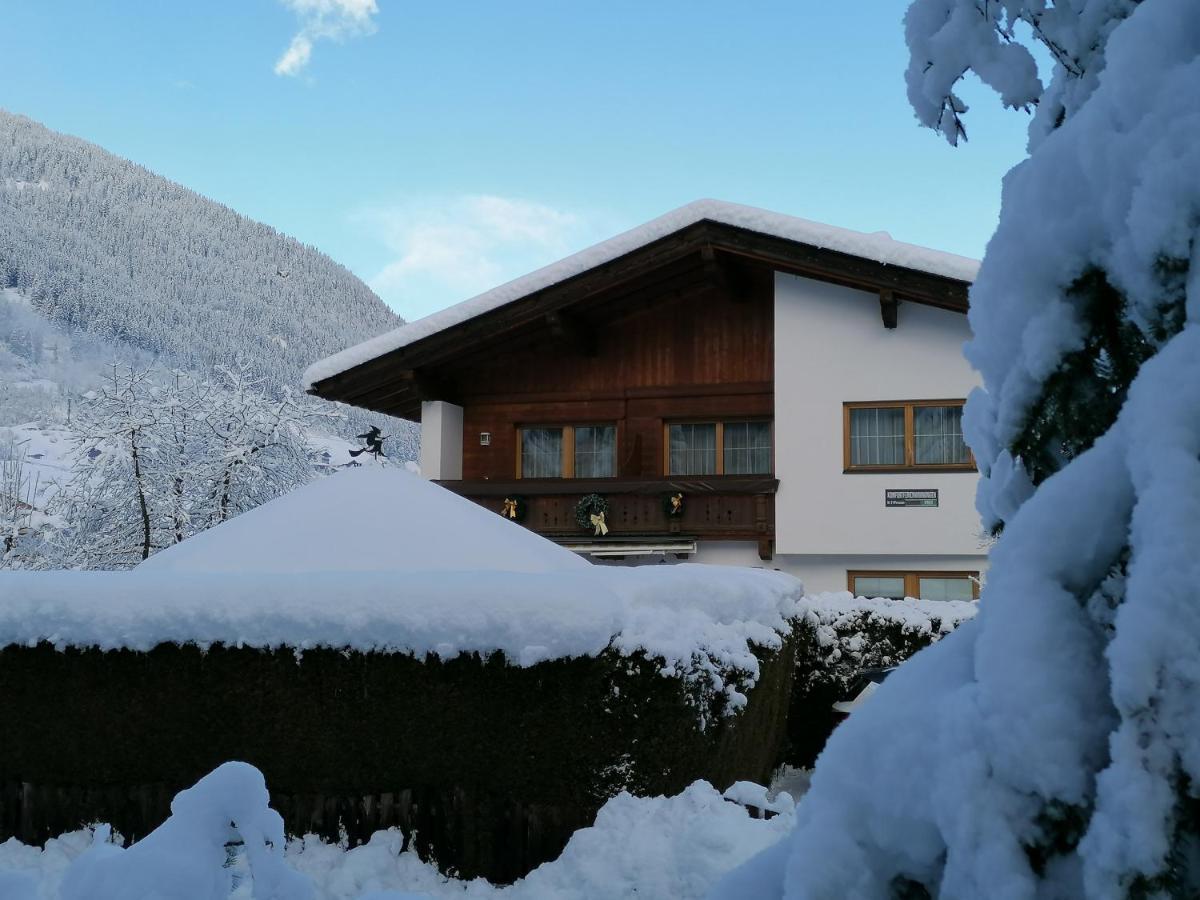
xmin=303 ymin=198 xmax=979 ymax=389
xmin=0 ymin=767 xmax=796 ymax=900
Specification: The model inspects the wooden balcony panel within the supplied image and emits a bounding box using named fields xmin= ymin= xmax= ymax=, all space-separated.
xmin=438 ymin=477 xmax=776 ymax=541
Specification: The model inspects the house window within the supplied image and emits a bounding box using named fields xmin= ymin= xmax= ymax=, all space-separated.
xmin=913 ymin=405 xmax=971 ymax=466
xmin=669 ymin=423 xmax=717 ymax=475
xmin=520 ymin=427 xmax=564 ymax=478
xmin=518 ymin=425 xmax=615 ymax=478
xmin=848 ymin=571 xmax=979 ymax=601
xmin=574 ymin=425 xmax=616 ymax=478
xmin=724 ymin=421 xmax=772 ymax=475
xmin=844 ymin=401 xmax=973 ymax=471
xmin=666 ymin=421 xmax=772 ymax=476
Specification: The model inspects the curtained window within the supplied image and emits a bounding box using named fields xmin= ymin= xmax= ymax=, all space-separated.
xmin=723 ymin=421 xmax=772 ymax=475
xmin=669 ymin=423 xmax=717 ymax=475
xmin=848 ymin=407 xmax=906 ymax=467
xmin=844 ymin=401 xmax=974 ymax=471
xmin=518 ymin=424 xmax=616 ymax=478
xmin=521 ymin=427 xmax=564 ymax=478
xmin=913 ymin=405 xmax=970 ymax=465
xmin=667 ymin=421 xmax=772 ymax=476
xmin=574 ymin=425 xmax=616 ymax=478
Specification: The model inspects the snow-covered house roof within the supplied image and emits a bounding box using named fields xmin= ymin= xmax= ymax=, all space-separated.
xmin=138 ymin=467 xmax=590 ymax=574
xmin=304 ymin=199 xmax=979 ymax=393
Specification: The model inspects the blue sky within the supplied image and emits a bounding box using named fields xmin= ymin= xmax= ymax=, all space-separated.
xmin=3 ymin=1 xmax=1032 ymax=322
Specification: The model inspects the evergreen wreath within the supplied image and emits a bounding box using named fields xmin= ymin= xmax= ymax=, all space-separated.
xmin=575 ymin=493 xmax=610 ymax=533
xmin=499 ymin=496 xmax=527 ymax=523
xmin=663 ymin=491 xmax=685 ymax=518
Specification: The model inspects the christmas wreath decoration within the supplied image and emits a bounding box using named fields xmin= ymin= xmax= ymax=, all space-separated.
xmin=575 ymin=493 xmax=610 ymax=536
xmin=663 ymin=491 xmax=685 ymax=518
xmin=499 ymin=496 xmax=527 ymax=523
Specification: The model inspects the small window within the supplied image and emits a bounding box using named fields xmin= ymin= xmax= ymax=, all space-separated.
xmin=669 ymin=423 xmax=717 ymax=475
xmin=852 ymin=576 xmax=906 ymax=600
xmin=521 ymin=427 xmax=564 ymax=478
xmin=848 ymin=407 xmax=906 ymax=467
xmin=918 ymin=576 xmax=977 ymax=602
xmin=849 ymin=571 xmax=979 ymax=601
xmin=844 ymin=401 xmax=973 ymax=471
xmin=913 ymin=405 xmax=970 ymax=466
xmin=724 ymin=421 xmax=772 ymax=475
xmin=518 ymin=425 xmax=615 ymax=479
xmin=574 ymin=425 xmax=616 ymax=478
xmin=666 ymin=420 xmax=772 ymax=476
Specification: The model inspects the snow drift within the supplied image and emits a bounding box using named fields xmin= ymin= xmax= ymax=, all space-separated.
xmin=136 ymin=467 xmax=590 ymax=575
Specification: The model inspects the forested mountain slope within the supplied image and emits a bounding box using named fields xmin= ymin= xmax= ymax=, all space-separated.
xmin=0 ymin=109 xmax=400 ymax=390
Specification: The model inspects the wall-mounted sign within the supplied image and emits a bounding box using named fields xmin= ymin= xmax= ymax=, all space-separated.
xmin=886 ymin=489 xmax=938 ymax=508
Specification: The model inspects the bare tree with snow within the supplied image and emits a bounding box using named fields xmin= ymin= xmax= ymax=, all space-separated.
xmin=36 ymin=363 xmax=339 ymax=570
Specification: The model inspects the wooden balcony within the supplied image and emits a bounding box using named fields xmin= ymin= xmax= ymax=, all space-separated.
xmin=435 ymin=476 xmax=777 ymax=559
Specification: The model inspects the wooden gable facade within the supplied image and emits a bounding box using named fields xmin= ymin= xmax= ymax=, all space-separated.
xmin=308 ymin=219 xmax=970 ymax=559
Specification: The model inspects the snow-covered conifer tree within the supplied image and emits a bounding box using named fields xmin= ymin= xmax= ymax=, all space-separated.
xmin=717 ymin=3 xmax=1200 ymax=897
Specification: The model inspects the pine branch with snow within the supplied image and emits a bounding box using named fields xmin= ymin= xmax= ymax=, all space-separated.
xmin=717 ymin=3 xmax=1200 ymax=897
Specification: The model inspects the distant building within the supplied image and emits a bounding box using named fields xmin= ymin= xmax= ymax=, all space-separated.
xmin=306 ymin=201 xmax=986 ymax=599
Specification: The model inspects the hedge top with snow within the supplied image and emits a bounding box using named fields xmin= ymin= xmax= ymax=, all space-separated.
xmin=0 ymin=469 xmax=803 ymax=706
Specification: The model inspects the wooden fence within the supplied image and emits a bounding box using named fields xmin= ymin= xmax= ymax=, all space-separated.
xmin=0 ymin=638 xmax=794 ymax=882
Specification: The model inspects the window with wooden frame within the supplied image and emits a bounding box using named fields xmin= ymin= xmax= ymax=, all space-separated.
xmin=843 ymin=400 xmax=974 ymax=472
xmin=664 ymin=420 xmax=773 ymax=476
xmin=516 ymin=425 xmax=616 ymax=478
xmin=848 ymin=570 xmax=980 ymax=601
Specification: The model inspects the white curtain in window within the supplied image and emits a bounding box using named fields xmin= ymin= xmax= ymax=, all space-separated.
xmin=914 ymin=406 xmax=970 ymax=465
xmin=723 ymin=421 xmax=771 ymax=474
xmin=574 ymin=426 xmax=615 ymax=477
xmin=849 ymin=408 xmax=905 ymax=466
xmin=669 ymin=423 xmax=717 ymax=475
xmin=521 ymin=428 xmax=563 ymax=477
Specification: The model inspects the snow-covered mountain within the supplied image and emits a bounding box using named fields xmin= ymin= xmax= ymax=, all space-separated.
xmin=0 ymin=109 xmax=400 ymax=396
xmin=0 ymin=111 xmax=420 ymax=566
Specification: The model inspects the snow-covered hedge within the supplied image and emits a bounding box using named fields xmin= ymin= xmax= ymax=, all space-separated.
xmin=0 ymin=564 xmax=801 ymax=883
xmin=0 ymin=564 xmax=800 ymax=713
xmin=785 ymin=592 xmax=977 ymax=766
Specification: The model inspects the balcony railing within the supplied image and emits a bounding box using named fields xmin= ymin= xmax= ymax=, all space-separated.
xmin=435 ymin=476 xmax=777 ymax=558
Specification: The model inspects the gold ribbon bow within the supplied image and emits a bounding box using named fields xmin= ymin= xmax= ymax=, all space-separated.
xmin=501 ymin=498 xmax=519 ymax=519
xmin=590 ymin=511 xmax=609 ymax=536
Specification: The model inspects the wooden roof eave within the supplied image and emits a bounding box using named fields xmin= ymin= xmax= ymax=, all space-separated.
xmin=308 ymin=219 xmax=972 ymax=419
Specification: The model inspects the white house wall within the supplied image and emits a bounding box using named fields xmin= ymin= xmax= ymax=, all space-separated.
xmin=418 ymin=400 xmax=464 ymax=480
xmin=773 ymin=272 xmax=987 ymax=561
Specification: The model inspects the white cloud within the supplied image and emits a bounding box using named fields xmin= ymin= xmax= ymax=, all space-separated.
xmin=358 ymin=196 xmax=610 ymax=321
xmin=274 ymin=0 xmax=379 ymax=77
